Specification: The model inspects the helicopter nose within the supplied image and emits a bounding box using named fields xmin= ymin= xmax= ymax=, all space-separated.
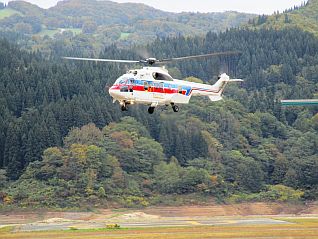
xmin=109 ymin=87 xmax=121 ymax=99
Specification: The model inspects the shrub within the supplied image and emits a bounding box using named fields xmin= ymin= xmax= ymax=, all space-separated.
xmin=261 ymin=185 xmax=304 ymax=202
xmin=123 ymin=196 xmax=149 ymax=208
xmin=106 ymin=224 xmax=120 ymax=229
xmin=227 ymin=184 xmax=304 ymax=203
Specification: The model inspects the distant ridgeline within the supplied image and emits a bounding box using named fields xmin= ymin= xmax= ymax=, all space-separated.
xmin=0 ymin=24 xmax=317 ymax=207
xmin=0 ymin=0 xmax=255 ymax=50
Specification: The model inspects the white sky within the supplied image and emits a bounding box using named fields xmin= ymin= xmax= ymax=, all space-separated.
xmin=4 ymin=0 xmax=306 ymax=14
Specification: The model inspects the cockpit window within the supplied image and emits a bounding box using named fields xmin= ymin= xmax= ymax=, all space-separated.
xmin=152 ymin=72 xmax=173 ymax=81
xmin=116 ymin=76 xmax=129 ymax=85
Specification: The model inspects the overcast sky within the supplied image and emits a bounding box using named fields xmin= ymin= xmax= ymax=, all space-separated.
xmin=4 ymin=0 xmax=306 ymax=14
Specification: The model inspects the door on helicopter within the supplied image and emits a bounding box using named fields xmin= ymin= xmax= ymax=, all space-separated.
xmin=152 ymin=72 xmax=170 ymax=100
xmin=152 ymin=81 xmax=165 ymax=101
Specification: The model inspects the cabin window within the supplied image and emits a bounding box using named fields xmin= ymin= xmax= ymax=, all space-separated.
xmin=178 ymin=86 xmax=183 ymax=94
xmin=148 ymin=82 xmax=154 ymax=92
xmin=144 ymin=81 xmax=149 ymax=91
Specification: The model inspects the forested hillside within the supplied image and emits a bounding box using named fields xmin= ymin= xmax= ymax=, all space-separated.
xmin=249 ymin=0 xmax=318 ymax=36
xmin=0 ymin=0 xmax=255 ymax=51
xmin=0 ymin=25 xmax=317 ymax=207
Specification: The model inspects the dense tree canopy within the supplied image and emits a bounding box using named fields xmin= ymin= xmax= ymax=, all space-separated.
xmin=0 ymin=25 xmax=317 ymax=207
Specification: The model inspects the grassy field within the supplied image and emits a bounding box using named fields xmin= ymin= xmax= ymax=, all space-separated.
xmin=0 ymin=8 xmax=23 ymax=20
xmin=120 ymin=32 xmax=130 ymax=40
xmin=37 ymin=28 xmax=82 ymax=37
xmin=37 ymin=29 xmax=60 ymax=37
xmin=1 ymin=219 xmax=318 ymax=239
xmin=67 ymin=28 xmax=82 ymax=35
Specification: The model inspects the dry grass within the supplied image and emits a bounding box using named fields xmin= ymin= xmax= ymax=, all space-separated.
xmin=276 ymin=217 xmax=318 ymax=224
xmin=1 ymin=220 xmax=318 ymax=239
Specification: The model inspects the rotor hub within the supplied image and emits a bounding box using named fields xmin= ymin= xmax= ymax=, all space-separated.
xmin=146 ymin=58 xmax=157 ymax=65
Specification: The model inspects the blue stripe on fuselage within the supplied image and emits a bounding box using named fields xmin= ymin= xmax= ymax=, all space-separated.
xmin=124 ymin=79 xmax=193 ymax=96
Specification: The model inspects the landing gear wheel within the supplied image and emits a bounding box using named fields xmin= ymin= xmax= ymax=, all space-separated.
xmin=148 ymin=107 xmax=155 ymax=114
xmin=121 ymin=104 xmax=128 ymax=111
xmin=172 ymin=105 xmax=179 ymax=112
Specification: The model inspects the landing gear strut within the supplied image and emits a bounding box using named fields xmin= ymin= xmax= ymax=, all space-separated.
xmin=148 ymin=107 xmax=155 ymax=114
xmin=121 ymin=103 xmax=128 ymax=111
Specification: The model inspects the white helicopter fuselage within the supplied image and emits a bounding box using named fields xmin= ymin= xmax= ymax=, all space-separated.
xmin=109 ymin=67 xmax=242 ymax=110
xmin=63 ymin=51 xmax=242 ymax=113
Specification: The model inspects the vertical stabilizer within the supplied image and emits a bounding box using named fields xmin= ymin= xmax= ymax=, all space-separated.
xmin=208 ymin=73 xmax=243 ymax=102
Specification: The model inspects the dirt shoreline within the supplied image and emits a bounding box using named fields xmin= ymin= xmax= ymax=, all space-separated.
xmin=1 ymin=201 xmax=318 ymax=226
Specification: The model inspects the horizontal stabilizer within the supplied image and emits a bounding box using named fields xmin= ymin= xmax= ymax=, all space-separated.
xmin=228 ymin=79 xmax=244 ymax=82
xmin=209 ymin=95 xmax=223 ymax=102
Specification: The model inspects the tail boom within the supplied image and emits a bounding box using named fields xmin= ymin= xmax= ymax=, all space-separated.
xmin=174 ymin=73 xmax=243 ymax=103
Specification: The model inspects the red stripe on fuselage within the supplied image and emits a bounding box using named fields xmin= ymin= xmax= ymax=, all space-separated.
xmin=111 ymin=84 xmax=219 ymax=95
xmin=112 ymin=84 xmax=182 ymax=95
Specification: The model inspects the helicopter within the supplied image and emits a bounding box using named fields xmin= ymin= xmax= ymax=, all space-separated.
xmin=63 ymin=51 xmax=243 ymax=114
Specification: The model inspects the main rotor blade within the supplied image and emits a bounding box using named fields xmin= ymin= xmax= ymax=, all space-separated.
xmin=63 ymin=50 xmax=242 ymax=66
xmin=63 ymin=57 xmax=140 ymax=64
xmin=160 ymin=51 xmax=242 ymax=63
